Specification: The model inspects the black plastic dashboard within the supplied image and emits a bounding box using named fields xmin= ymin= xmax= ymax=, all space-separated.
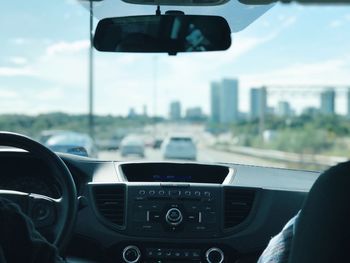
xmin=59 ymin=155 xmax=319 ymax=263
xmin=0 ymin=151 xmax=321 ymax=263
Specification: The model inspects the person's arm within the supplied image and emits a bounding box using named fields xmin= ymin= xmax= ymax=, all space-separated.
xmin=0 ymin=198 xmax=64 ymax=263
xmin=257 ymin=212 xmax=299 ymax=263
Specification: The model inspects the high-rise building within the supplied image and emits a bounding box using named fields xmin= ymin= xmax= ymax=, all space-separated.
xmin=219 ymin=79 xmax=239 ymax=124
xmin=169 ymin=101 xmax=181 ymax=120
xmin=210 ymin=82 xmax=221 ymax=123
xmin=128 ymin=107 xmax=137 ymax=118
xmin=210 ymin=79 xmax=239 ymax=124
xmin=277 ymin=101 xmax=292 ymax=117
xmin=143 ymin=105 xmax=148 ymax=117
xmin=320 ymin=89 xmax=335 ymax=115
xmin=186 ymin=107 xmax=204 ymax=121
xmin=303 ymin=107 xmax=319 ymax=116
xmin=250 ymin=87 xmax=267 ymax=120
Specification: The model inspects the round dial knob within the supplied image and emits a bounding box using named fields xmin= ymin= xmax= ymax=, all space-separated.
xmin=206 ymin=247 xmax=224 ymax=263
xmin=122 ymin=245 xmax=141 ymax=263
xmin=165 ymin=208 xmax=183 ymax=226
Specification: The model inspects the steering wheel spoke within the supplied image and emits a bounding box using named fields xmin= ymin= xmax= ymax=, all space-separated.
xmin=28 ymin=193 xmax=60 ymax=228
xmin=0 ymin=132 xmax=77 ymax=252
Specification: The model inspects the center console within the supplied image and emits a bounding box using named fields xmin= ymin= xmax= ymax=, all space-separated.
xmin=90 ymin=163 xmax=256 ymax=263
xmin=126 ymin=184 xmax=221 ymax=238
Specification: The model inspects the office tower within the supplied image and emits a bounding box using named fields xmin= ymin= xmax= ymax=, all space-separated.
xmin=250 ymin=87 xmax=267 ymax=120
xmin=169 ymin=101 xmax=181 ymax=120
xmin=210 ymin=82 xmax=221 ymax=123
xmin=320 ymin=89 xmax=335 ymax=115
xmin=219 ymin=79 xmax=239 ymax=124
xmin=277 ymin=101 xmax=292 ymax=117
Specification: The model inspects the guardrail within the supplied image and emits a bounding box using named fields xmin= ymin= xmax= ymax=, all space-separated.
xmin=214 ymin=144 xmax=348 ymax=168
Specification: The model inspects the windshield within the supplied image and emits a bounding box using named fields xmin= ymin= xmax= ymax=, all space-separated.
xmin=1 ymin=0 xmax=350 ymax=171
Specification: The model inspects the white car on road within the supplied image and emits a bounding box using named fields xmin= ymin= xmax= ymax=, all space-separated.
xmin=162 ymin=135 xmax=197 ymax=161
xmin=120 ymin=136 xmax=145 ymax=158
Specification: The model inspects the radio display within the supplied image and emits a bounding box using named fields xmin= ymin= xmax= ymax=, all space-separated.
xmin=152 ymin=174 xmax=193 ymax=182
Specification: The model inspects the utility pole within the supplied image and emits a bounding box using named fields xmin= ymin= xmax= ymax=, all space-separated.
xmin=88 ymin=0 xmax=94 ymax=139
xmin=152 ymin=56 xmax=158 ymax=139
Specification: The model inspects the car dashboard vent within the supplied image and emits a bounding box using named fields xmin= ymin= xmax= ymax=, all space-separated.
xmin=92 ymin=184 xmax=125 ymax=227
xmin=224 ymin=188 xmax=255 ymax=229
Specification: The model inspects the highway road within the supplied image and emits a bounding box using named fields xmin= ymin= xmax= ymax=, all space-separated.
xmin=98 ymin=145 xmax=287 ymax=168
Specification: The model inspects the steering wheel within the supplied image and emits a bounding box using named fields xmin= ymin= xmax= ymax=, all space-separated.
xmin=0 ymin=132 xmax=77 ymax=253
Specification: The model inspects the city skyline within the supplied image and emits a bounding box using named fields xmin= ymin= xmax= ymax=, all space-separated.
xmin=127 ymin=83 xmax=350 ymax=120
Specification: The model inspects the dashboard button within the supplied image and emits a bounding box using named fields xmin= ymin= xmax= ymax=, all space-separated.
xmin=169 ymin=190 xmax=181 ymax=196
xmin=149 ymin=190 xmax=155 ymax=195
xmin=206 ymin=247 xmax=224 ymax=263
xmin=192 ymin=251 xmax=201 ymax=258
xmin=184 ymin=190 xmax=191 ymax=196
xmin=194 ymin=191 xmax=201 ymax=197
xmin=164 ymin=250 xmax=172 ymax=257
xmin=158 ymin=190 xmax=165 ymax=195
xmin=187 ymin=213 xmax=198 ymax=222
xmin=122 ymin=246 xmax=141 ymax=263
xmin=138 ymin=190 xmax=146 ymax=195
xmin=150 ymin=212 xmax=161 ymax=222
xmin=165 ymin=208 xmax=183 ymax=226
xmin=204 ymin=191 xmax=211 ymax=197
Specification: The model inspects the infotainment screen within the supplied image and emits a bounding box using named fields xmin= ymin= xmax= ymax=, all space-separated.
xmin=120 ymin=163 xmax=229 ymax=183
xmin=152 ymin=174 xmax=193 ymax=182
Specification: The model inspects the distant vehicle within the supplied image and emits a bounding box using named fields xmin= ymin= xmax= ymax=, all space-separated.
xmin=38 ymin=130 xmax=68 ymax=144
xmin=96 ymin=137 xmax=123 ymax=151
xmin=153 ymin=138 xmax=163 ymax=149
xmin=45 ymin=131 xmax=98 ymax=158
xmin=120 ymin=136 xmax=145 ymax=157
xmin=162 ymin=135 xmax=197 ymax=160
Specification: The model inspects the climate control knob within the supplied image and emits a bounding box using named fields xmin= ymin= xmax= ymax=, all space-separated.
xmin=122 ymin=245 xmax=141 ymax=263
xmin=165 ymin=208 xmax=183 ymax=226
xmin=206 ymin=247 xmax=224 ymax=263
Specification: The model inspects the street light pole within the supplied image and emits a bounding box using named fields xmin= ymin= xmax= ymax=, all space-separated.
xmin=88 ymin=0 xmax=94 ymax=139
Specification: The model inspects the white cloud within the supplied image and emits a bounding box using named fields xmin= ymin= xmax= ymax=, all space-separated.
xmin=0 ymin=67 xmax=37 ymax=77
xmin=45 ymin=40 xmax=89 ymax=57
xmin=329 ymin=20 xmax=343 ymax=28
xmin=240 ymin=58 xmax=350 ymax=87
xmin=11 ymin=38 xmax=28 ymax=45
xmin=9 ymin=57 xmax=28 ymax=65
xmin=0 ymin=90 xmax=19 ymax=99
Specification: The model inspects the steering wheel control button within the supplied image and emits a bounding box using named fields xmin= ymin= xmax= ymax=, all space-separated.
xmin=165 ymin=208 xmax=183 ymax=226
xmin=32 ymin=202 xmax=51 ymax=221
xmin=206 ymin=248 xmax=224 ymax=263
xmin=169 ymin=190 xmax=181 ymax=196
xmin=123 ymin=246 xmax=141 ymax=263
xmin=138 ymin=190 xmax=145 ymax=195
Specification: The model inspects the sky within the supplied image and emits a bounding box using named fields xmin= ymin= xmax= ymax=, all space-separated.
xmin=0 ymin=0 xmax=350 ymax=116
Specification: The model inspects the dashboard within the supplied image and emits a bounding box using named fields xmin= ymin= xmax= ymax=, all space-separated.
xmin=0 ymin=151 xmax=320 ymax=263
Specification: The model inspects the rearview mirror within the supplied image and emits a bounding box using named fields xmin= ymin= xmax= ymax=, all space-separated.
xmin=93 ymin=14 xmax=231 ymax=55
